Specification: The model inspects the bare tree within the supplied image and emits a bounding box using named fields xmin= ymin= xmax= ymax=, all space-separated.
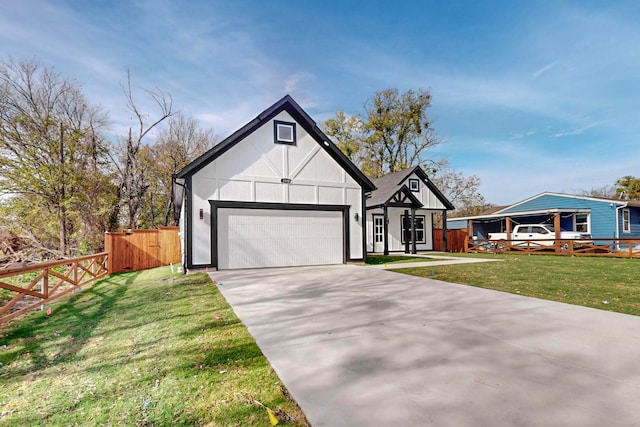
xmin=149 ymin=113 xmax=215 ymax=226
xmin=109 ymin=71 xmax=174 ymax=230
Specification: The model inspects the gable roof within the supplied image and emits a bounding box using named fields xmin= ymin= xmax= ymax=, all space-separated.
xmin=366 ymin=166 xmax=454 ymax=210
xmin=446 ymin=192 xmax=640 ymax=222
xmin=367 ymin=184 xmax=424 ymax=209
xmin=495 ymin=192 xmax=633 ymax=214
xmin=175 ymin=95 xmax=376 ymax=192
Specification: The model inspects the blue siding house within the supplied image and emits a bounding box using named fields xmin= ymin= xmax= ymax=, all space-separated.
xmin=447 ymin=192 xmax=640 ymax=240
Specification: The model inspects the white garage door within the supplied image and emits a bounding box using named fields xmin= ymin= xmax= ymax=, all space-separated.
xmin=217 ymin=208 xmax=344 ymax=269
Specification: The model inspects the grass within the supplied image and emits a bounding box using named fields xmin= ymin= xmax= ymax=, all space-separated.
xmin=393 ymin=253 xmax=640 ymax=316
xmin=366 ymin=254 xmax=433 ymax=265
xmin=0 ymin=266 xmax=308 ymax=426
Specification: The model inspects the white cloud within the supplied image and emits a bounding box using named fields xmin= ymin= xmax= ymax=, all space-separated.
xmin=531 ymin=62 xmax=557 ymax=80
xmin=552 ymin=121 xmax=601 ymax=138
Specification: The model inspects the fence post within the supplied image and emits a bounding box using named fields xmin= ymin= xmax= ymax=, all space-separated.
xmin=104 ymin=232 xmax=113 ymax=275
xmin=42 ymin=267 xmax=49 ymax=299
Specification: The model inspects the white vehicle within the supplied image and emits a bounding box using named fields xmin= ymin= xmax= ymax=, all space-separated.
xmin=488 ymin=224 xmax=591 ymax=247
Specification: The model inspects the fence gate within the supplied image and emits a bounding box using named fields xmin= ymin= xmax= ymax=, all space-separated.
xmin=433 ymin=228 xmax=468 ymax=252
xmin=104 ymin=227 xmax=180 ymax=273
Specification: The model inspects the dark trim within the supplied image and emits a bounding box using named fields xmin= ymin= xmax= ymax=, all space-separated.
xmin=362 ymin=190 xmax=368 ymax=263
xmin=185 ymin=175 xmax=194 ymax=270
xmin=409 ymin=178 xmax=420 ymax=192
xmin=274 ymin=120 xmax=296 ymax=145
xmin=208 ymin=201 xmax=350 ymax=269
xmin=442 ymin=210 xmax=448 ymax=252
xmin=401 ymin=214 xmax=427 ymax=244
xmin=175 ymin=95 xmax=376 ymax=192
xmin=367 ymin=185 xmax=423 ymax=210
xmin=383 ymin=206 xmax=389 ymax=255
xmin=399 ymin=166 xmax=455 ymax=210
xmin=210 ymin=201 xmax=349 ymax=211
xmin=411 ymin=208 xmax=417 ymax=254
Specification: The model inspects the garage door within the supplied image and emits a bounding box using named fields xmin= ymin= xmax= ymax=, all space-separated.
xmin=217 ymin=208 xmax=344 ymax=269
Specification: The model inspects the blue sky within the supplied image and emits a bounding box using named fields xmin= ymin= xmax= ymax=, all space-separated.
xmin=2 ymin=0 xmax=639 ymax=204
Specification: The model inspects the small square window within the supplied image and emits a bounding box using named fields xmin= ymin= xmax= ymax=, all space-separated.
xmin=274 ymin=120 xmax=296 ymax=145
xmin=408 ymin=179 xmax=420 ymax=192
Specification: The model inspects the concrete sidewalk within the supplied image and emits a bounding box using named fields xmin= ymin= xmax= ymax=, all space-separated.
xmin=211 ymin=265 xmax=640 ymax=426
xmin=367 ymin=253 xmax=503 ymax=269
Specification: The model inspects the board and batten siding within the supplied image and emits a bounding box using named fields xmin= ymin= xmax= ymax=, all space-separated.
xmin=366 ymin=208 xmax=436 ymax=252
xmin=406 ymin=172 xmax=448 ymax=210
xmin=189 ymin=110 xmax=363 ymax=265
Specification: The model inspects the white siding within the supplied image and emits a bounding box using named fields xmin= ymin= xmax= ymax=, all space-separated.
xmin=366 ymin=209 xmax=435 ymax=252
xmin=404 ymin=173 xmax=447 ymax=210
xmin=190 ymin=110 xmax=363 ymax=265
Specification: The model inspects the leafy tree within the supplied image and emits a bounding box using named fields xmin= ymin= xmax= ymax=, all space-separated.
xmin=362 ymin=88 xmax=442 ymax=177
xmin=615 ymin=176 xmax=640 ymax=200
xmin=321 ymin=111 xmax=364 ymax=162
xmin=323 ymin=88 xmax=442 ymax=178
xmin=323 ymin=88 xmax=487 ymax=218
xmin=138 ymin=113 xmax=216 ymax=227
xmin=0 ymin=58 xmax=112 ymax=256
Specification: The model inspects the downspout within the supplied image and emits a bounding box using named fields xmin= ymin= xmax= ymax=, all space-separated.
xmin=172 ymin=175 xmax=187 ymax=274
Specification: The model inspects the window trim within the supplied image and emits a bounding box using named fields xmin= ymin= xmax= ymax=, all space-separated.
xmin=400 ymin=214 xmax=426 ymax=244
xmin=408 ymin=178 xmax=420 ymax=192
xmin=274 ymin=120 xmax=296 ymax=145
xmin=373 ymin=215 xmax=384 ymax=244
xmin=574 ymin=213 xmax=590 ymax=234
xmin=622 ymin=208 xmax=631 ymax=233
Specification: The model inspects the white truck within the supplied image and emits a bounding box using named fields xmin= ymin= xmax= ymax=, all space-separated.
xmin=488 ymin=224 xmax=591 ymax=247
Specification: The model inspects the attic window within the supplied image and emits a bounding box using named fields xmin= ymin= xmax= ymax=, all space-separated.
xmin=409 ymin=178 xmax=420 ymax=192
xmin=274 ymin=120 xmax=296 ymax=145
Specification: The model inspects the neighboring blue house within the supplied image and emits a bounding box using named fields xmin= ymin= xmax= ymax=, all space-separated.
xmin=447 ymin=192 xmax=640 ymax=240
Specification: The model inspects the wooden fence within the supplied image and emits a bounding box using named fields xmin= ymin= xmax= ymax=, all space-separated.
xmin=433 ymin=228 xmax=468 ymax=252
xmin=0 ymin=252 xmax=109 ymax=325
xmin=466 ymin=237 xmax=640 ymax=258
xmin=104 ymin=226 xmax=181 ymax=274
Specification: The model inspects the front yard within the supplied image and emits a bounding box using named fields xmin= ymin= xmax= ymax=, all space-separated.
xmin=394 ymin=253 xmax=640 ymax=316
xmin=0 ymin=267 xmax=307 ymax=426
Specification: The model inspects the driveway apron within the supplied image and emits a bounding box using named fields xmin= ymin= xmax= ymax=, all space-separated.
xmin=210 ymin=265 xmax=640 ymax=426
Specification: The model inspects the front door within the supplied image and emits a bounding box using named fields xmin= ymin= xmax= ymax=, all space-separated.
xmin=373 ymin=215 xmax=384 ymax=252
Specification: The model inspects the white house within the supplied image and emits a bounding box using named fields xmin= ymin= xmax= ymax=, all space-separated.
xmin=174 ymin=95 xmax=453 ymax=270
xmin=366 ymin=167 xmax=454 ymax=254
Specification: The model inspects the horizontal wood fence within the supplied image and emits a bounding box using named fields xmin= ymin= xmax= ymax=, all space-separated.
xmin=466 ymin=237 xmax=640 ymax=258
xmin=0 ymin=252 xmax=109 ymax=325
xmin=434 ymin=228 xmax=468 ymax=252
xmin=104 ymin=227 xmax=180 ymax=274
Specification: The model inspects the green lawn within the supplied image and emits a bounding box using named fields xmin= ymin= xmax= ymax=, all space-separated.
xmin=366 ymin=254 xmax=433 ymax=265
xmin=393 ymin=253 xmax=640 ymax=316
xmin=0 ymin=266 xmax=308 ymax=426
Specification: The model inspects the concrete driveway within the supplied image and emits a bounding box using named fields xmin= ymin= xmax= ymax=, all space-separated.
xmin=211 ymin=265 xmax=640 ymax=426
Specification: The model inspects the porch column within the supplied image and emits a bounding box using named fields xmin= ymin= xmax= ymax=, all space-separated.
xmin=383 ymin=204 xmax=389 ymax=256
xmin=506 ymin=217 xmax=511 ymax=242
xmin=411 ymin=208 xmax=417 ymax=254
xmin=442 ymin=210 xmax=448 ymax=252
xmin=554 ymin=213 xmax=561 ymax=253
xmin=403 ymin=209 xmax=410 ymax=254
